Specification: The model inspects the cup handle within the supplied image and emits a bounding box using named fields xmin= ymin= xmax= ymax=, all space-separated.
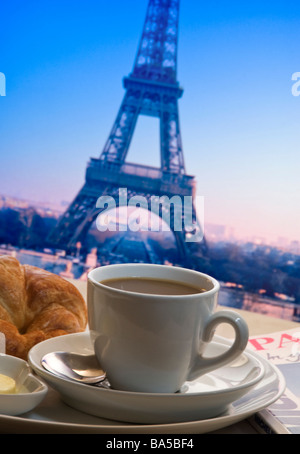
xmin=187 ymin=310 xmax=249 ymax=381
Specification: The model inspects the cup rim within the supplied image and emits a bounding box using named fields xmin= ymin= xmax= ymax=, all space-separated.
xmin=88 ymin=263 xmax=220 ymax=299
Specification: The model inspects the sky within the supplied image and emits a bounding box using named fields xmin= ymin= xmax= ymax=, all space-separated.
xmin=1 ymin=0 xmax=300 ymax=245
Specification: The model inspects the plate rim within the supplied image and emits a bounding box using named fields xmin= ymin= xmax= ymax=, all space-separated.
xmin=0 ymin=334 xmax=286 ymax=434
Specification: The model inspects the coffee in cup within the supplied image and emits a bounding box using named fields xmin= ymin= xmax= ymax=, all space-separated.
xmin=100 ymin=276 xmax=206 ymax=295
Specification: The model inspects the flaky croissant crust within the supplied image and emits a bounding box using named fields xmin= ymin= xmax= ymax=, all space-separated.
xmin=0 ymin=255 xmax=87 ymax=359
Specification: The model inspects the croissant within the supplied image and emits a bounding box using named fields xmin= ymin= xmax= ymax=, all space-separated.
xmin=0 ymin=255 xmax=87 ymax=359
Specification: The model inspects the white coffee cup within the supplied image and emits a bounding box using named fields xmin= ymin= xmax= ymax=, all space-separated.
xmin=87 ymin=264 xmax=249 ymax=393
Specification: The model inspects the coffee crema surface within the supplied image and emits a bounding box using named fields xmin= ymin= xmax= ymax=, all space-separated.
xmin=100 ymin=277 xmax=206 ymax=295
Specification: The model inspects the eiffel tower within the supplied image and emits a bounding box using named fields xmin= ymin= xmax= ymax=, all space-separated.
xmin=48 ymin=0 xmax=207 ymax=265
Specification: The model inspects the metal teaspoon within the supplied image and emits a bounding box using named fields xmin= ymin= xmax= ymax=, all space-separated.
xmin=41 ymin=351 xmax=110 ymax=387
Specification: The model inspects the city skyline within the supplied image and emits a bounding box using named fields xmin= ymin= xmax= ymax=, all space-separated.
xmin=1 ymin=192 xmax=299 ymax=253
xmin=1 ymin=0 xmax=300 ymax=245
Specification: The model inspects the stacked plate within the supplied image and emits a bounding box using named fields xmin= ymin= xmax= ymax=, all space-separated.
xmin=19 ymin=332 xmax=286 ymax=433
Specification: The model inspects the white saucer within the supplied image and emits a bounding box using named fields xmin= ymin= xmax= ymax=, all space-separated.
xmin=28 ymin=332 xmax=265 ymax=424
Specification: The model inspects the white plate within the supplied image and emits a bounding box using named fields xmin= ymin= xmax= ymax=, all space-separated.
xmin=0 ymin=336 xmax=284 ymax=434
xmin=28 ymin=332 xmax=264 ymax=424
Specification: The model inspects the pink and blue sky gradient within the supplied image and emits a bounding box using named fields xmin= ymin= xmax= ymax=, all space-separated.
xmin=1 ymin=0 xmax=300 ymax=244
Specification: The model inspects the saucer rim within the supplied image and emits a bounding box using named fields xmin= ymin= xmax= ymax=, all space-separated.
xmin=29 ymin=331 xmax=265 ymax=398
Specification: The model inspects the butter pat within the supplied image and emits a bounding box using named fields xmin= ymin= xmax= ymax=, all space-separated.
xmin=0 ymin=373 xmax=16 ymax=394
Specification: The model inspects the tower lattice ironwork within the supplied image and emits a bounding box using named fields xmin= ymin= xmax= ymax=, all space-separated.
xmin=48 ymin=0 xmax=207 ymax=265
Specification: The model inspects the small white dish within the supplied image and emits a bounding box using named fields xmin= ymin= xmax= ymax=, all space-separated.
xmin=29 ymin=332 xmax=264 ymax=424
xmin=0 ymin=353 xmax=48 ymax=416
